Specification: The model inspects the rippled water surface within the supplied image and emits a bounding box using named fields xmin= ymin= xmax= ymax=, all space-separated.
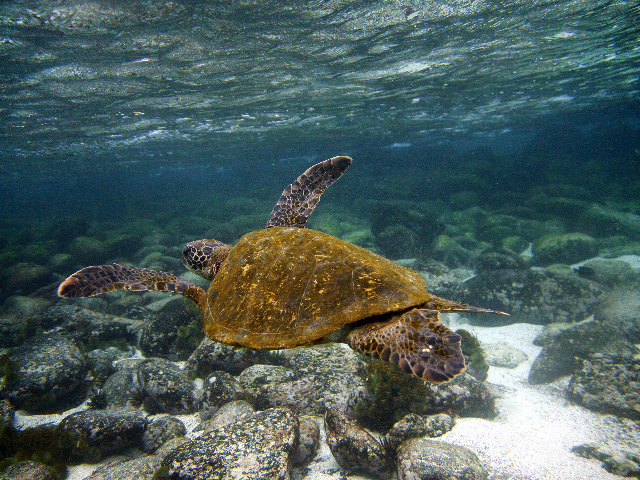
xmin=1 ymin=0 xmax=639 ymax=178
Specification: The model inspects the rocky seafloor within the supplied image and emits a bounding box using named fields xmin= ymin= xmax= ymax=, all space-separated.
xmin=1 ymin=175 xmax=640 ymax=479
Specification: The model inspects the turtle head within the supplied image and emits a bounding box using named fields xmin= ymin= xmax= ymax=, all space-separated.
xmin=182 ymin=239 xmax=232 ymax=281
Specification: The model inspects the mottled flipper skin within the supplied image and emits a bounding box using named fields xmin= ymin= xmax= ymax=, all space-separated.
xmin=266 ymin=156 xmax=352 ymax=228
xmin=347 ymin=308 xmax=466 ymax=383
xmin=57 ymin=263 xmax=205 ymax=306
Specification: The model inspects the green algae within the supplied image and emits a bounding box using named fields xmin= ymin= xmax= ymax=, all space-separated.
xmin=456 ymin=329 xmax=489 ymax=382
xmin=354 ymin=359 xmax=431 ymax=432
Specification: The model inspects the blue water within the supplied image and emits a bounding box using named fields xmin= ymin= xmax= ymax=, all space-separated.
xmin=1 ymin=2 xmax=640 ymax=477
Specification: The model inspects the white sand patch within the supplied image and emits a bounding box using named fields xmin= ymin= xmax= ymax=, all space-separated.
xmin=66 ymin=464 xmax=99 ymax=480
xmin=438 ymin=314 xmax=638 ymax=480
xmin=13 ymin=401 xmax=88 ymax=430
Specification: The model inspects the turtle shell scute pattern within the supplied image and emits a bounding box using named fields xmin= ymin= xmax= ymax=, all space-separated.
xmin=202 ymin=227 xmax=431 ymax=349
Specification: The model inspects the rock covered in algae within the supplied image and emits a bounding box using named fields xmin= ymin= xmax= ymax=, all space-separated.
xmin=293 ymin=417 xmax=321 ymax=467
xmin=460 ymin=269 xmax=605 ymax=325
xmin=533 ymin=232 xmax=599 ymax=265
xmin=396 ymin=438 xmax=488 ymax=480
xmin=0 ymin=332 xmax=85 ymax=412
xmin=57 ymin=410 xmax=147 ymax=459
xmin=572 ymin=443 xmax=640 ymax=477
xmin=0 ymin=460 xmax=57 ymax=480
xmin=252 ymin=343 xmax=366 ymax=415
xmin=135 ymin=358 xmax=198 ymax=415
xmin=142 ymin=416 xmax=186 ymax=453
xmin=567 ymin=352 xmax=640 ymax=420
xmin=162 ymin=407 xmax=298 ymax=480
xmin=324 ymin=408 xmax=394 ymax=479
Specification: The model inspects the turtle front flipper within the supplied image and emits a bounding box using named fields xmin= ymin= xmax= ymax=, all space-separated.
xmin=347 ymin=308 xmax=466 ymax=383
xmin=266 ymin=156 xmax=352 ymax=228
xmin=57 ymin=263 xmax=205 ymax=307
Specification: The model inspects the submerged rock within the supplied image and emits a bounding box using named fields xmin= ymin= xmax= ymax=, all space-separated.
xmin=575 ymin=258 xmax=638 ymax=286
xmin=162 ymin=407 xmax=298 ymax=480
xmin=293 ymin=417 xmax=321 ymax=467
xmin=1 ymin=263 xmax=53 ymax=297
xmin=238 ymin=364 xmax=295 ymax=398
xmin=85 ymin=347 xmax=124 ymax=383
xmin=422 ymin=373 xmax=497 ymax=419
xmin=385 ymin=413 xmax=428 ymax=451
xmin=460 ymin=269 xmax=605 ymax=325
xmin=135 ymin=358 xmax=198 ymax=415
xmin=376 ymin=224 xmax=420 ymax=259
xmin=567 ymin=352 xmax=640 ymax=420
xmin=0 ymin=399 xmax=15 ymax=425
xmin=529 ymin=312 xmax=640 ymax=385
xmin=0 ymin=460 xmax=57 ymax=480
xmin=473 ymin=251 xmax=527 ymax=271
xmin=101 ymin=366 xmax=141 ymax=409
xmin=84 ymin=437 xmax=189 ymax=480
xmin=187 ymin=337 xmax=281 ymax=377
xmin=35 ymin=305 xmax=142 ymax=352
xmin=482 ymin=343 xmax=528 ymax=369
xmin=533 ymin=232 xmax=599 ymax=265
xmin=255 ymin=344 xmax=366 ymax=415
xmin=572 ymin=443 xmax=640 ymax=477
xmin=142 ymin=416 xmax=187 ymax=453
xmin=200 ymin=399 xmax=255 ymax=433
xmin=396 ymin=439 xmax=488 ymax=480
xmin=424 ymin=413 xmax=455 ymax=438
xmin=578 ymin=204 xmax=640 ymax=238
xmin=57 ymin=410 xmax=147 ymax=459
xmin=138 ymin=307 xmax=202 ymax=361
xmin=0 ymin=332 xmax=85 ymax=412
xmin=0 ymin=295 xmax=52 ymax=320
xmin=324 ymin=408 xmax=394 ymax=479
xmin=200 ymin=370 xmax=246 ymax=420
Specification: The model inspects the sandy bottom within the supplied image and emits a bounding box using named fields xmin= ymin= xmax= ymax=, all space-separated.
xmin=440 ymin=316 xmax=639 ymax=480
xmin=19 ymin=316 xmax=639 ymax=480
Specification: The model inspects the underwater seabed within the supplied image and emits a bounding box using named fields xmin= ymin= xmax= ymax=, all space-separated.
xmin=9 ymin=314 xmax=635 ymax=480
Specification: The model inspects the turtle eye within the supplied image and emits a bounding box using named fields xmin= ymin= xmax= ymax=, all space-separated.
xmin=182 ymin=239 xmax=231 ymax=281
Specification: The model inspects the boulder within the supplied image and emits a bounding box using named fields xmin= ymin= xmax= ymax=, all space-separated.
xmin=255 ymin=344 xmax=366 ymax=415
xmin=142 ymin=416 xmax=187 ymax=453
xmin=200 ymin=370 xmax=246 ymax=420
xmin=187 ymin=337 xmax=282 ymax=377
xmin=567 ymin=352 xmax=640 ymax=420
xmin=324 ymin=408 xmax=394 ymax=479
xmin=0 ymin=460 xmax=57 ymax=480
xmin=162 ymin=407 xmax=298 ymax=480
xmin=135 ymin=358 xmax=198 ymax=414
xmin=397 ymin=439 xmax=489 ymax=480
xmin=57 ymin=410 xmax=147 ymax=459
xmin=572 ymin=443 xmax=640 ymax=477
xmin=0 ymin=332 xmax=85 ymax=412
xmin=533 ymin=232 xmax=599 ymax=265
xmin=460 ymin=269 xmax=605 ymax=325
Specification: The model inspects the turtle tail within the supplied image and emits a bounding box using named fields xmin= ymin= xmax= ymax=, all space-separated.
xmin=422 ymin=293 xmax=509 ymax=316
xmin=57 ymin=263 xmax=205 ymax=307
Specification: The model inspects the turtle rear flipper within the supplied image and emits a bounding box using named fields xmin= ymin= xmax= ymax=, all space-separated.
xmin=347 ymin=308 xmax=466 ymax=383
xmin=57 ymin=263 xmax=205 ymax=306
xmin=266 ymin=156 xmax=352 ymax=228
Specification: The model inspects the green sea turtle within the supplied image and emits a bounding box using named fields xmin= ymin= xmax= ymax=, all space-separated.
xmin=58 ymin=156 xmax=506 ymax=383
